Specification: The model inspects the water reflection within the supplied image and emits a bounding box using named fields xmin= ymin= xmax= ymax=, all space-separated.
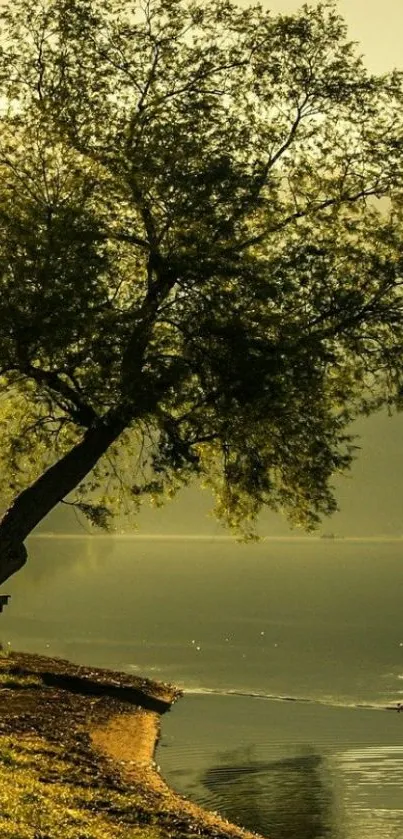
xmin=3 ymin=537 xmax=403 ymax=838
xmin=201 ymin=745 xmax=342 ymax=839
xmin=20 ymin=536 xmax=100 ymax=588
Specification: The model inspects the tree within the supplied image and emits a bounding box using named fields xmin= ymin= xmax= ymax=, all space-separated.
xmin=0 ymin=0 xmax=402 ymax=585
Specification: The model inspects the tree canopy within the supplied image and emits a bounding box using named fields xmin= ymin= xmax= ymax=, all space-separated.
xmin=0 ymin=0 xmax=402 ymax=580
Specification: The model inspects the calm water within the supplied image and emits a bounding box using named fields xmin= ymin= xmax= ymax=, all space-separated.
xmin=1 ymin=536 xmax=403 ymax=838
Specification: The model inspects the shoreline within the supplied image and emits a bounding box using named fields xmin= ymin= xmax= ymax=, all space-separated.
xmin=0 ymin=650 xmax=262 ymax=839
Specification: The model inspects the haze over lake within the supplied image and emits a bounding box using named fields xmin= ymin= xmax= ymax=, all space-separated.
xmin=1 ymin=535 xmax=403 ymax=838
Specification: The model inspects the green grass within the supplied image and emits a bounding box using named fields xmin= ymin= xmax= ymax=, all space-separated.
xmin=0 ymin=734 xmax=165 ymax=839
xmin=0 ymin=653 xmax=245 ymax=839
xmin=0 ymin=672 xmax=42 ymax=688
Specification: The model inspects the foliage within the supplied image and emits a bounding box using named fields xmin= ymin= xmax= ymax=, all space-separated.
xmin=0 ymin=0 xmax=402 ymax=535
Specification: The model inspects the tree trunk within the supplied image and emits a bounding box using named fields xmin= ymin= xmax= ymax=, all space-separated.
xmin=0 ymin=413 xmax=127 ymax=587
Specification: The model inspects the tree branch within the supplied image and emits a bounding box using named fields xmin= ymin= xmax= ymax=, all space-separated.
xmin=24 ymin=365 xmax=99 ymax=427
xmin=236 ymin=186 xmax=382 ymax=252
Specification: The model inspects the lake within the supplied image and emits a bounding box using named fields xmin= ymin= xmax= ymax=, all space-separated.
xmin=1 ymin=535 xmax=403 ymax=838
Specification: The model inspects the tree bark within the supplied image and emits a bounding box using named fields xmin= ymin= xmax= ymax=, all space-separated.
xmin=0 ymin=413 xmax=127 ymax=587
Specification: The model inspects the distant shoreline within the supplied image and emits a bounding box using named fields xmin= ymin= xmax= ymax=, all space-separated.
xmin=29 ymin=533 xmax=403 ymax=541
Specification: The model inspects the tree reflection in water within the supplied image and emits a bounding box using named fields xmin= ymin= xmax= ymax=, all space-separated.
xmin=201 ymin=745 xmax=344 ymax=839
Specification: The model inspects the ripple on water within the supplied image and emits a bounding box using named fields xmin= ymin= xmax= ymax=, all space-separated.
xmin=158 ymin=695 xmax=403 ymax=839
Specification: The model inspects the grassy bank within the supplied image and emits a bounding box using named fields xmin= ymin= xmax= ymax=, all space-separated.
xmin=0 ymin=651 xmax=261 ymax=839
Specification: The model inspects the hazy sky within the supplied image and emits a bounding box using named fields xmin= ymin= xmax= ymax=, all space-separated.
xmin=237 ymin=0 xmax=402 ymax=74
xmin=41 ymin=0 xmax=403 ymax=538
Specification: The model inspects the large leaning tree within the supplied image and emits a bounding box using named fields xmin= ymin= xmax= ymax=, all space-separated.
xmin=0 ymin=0 xmax=402 ymax=584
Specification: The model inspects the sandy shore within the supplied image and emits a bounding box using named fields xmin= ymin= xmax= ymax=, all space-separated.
xmin=0 ymin=650 xmax=263 ymax=839
xmin=91 ymin=707 xmax=262 ymax=837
